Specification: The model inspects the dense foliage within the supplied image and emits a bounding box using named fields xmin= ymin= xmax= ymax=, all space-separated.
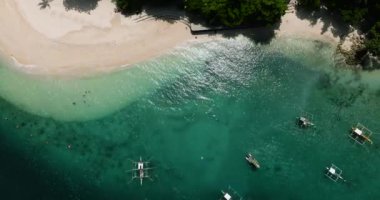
xmin=297 ymin=0 xmax=320 ymax=10
xmin=112 ymin=0 xmax=287 ymax=26
xmin=112 ymin=0 xmax=379 ymax=57
xmin=297 ymin=0 xmax=380 ymax=56
xmin=185 ymin=0 xmax=287 ymax=27
xmin=365 ymin=22 xmax=380 ymax=56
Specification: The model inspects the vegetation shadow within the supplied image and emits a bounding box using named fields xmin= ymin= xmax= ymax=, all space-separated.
xmin=38 ymin=0 xmax=101 ymax=13
xmin=38 ymin=0 xmax=53 ymax=9
xmin=189 ymin=13 xmax=281 ymax=45
xmin=115 ymin=0 xmax=186 ymax=24
xmin=295 ymin=5 xmax=352 ymax=39
xmin=220 ymin=23 xmax=281 ymax=45
xmin=63 ymin=0 xmax=100 ymax=13
xmin=142 ymin=6 xmax=187 ymax=25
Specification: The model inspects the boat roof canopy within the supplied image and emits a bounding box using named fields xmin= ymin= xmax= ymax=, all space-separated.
xmin=138 ymin=162 xmax=144 ymax=169
xmin=224 ymin=193 xmax=232 ymax=200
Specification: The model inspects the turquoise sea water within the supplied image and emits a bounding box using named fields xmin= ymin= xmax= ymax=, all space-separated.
xmin=1 ymin=36 xmax=380 ymax=199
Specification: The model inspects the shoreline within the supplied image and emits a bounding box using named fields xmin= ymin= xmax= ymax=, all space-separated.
xmin=0 ymin=0 xmax=198 ymax=77
xmin=0 ymin=0 xmax=345 ymax=77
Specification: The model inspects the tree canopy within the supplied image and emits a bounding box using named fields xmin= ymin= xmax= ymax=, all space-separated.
xmin=297 ymin=0 xmax=380 ymax=56
xmin=112 ymin=0 xmax=287 ymax=26
xmin=365 ymin=22 xmax=380 ymax=56
xmin=112 ymin=0 xmax=379 ymax=57
xmin=185 ymin=0 xmax=287 ymax=27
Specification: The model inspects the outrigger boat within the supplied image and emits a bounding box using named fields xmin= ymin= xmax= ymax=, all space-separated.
xmin=296 ymin=111 xmax=315 ymax=128
xmin=325 ymin=164 xmax=345 ymax=182
xmin=350 ymin=123 xmax=373 ymax=145
xmin=297 ymin=116 xmax=314 ymax=128
xmin=127 ymin=157 xmax=153 ymax=186
xmin=221 ymin=191 xmax=232 ymax=200
xmin=245 ymin=153 xmax=260 ymax=169
xmin=296 ymin=112 xmax=314 ymax=128
xmin=220 ymin=186 xmax=243 ymax=200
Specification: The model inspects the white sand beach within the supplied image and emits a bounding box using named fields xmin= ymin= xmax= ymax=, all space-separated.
xmin=0 ymin=0 xmax=195 ymax=76
xmin=0 ymin=0 xmax=345 ymax=76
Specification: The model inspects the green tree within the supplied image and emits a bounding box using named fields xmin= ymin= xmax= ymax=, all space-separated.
xmin=185 ymin=0 xmax=287 ymax=27
xmin=365 ymin=22 xmax=380 ymax=56
xmin=340 ymin=8 xmax=367 ymax=25
xmin=297 ymin=0 xmax=321 ymax=10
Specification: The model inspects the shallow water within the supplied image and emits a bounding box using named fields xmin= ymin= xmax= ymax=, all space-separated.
xmin=1 ymin=36 xmax=380 ymax=200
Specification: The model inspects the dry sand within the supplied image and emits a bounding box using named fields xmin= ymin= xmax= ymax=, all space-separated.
xmin=0 ymin=0 xmax=346 ymax=76
xmin=0 ymin=0 xmax=195 ymax=76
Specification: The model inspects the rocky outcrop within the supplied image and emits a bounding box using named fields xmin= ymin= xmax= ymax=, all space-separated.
xmin=337 ymin=30 xmax=380 ymax=70
xmin=337 ymin=30 xmax=366 ymax=66
xmin=362 ymin=53 xmax=380 ymax=70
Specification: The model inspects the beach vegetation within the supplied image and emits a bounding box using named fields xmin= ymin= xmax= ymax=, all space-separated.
xmin=111 ymin=0 xmax=379 ymax=57
xmin=185 ymin=0 xmax=288 ymax=27
xmin=365 ymin=22 xmax=380 ymax=56
xmin=112 ymin=0 xmax=287 ymax=27
xmin=297 ymin=0 xmax=380 ymax=57
xmin=297 ymin=0 xmax=320 ymax=10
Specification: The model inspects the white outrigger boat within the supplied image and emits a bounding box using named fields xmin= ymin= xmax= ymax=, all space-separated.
xmin=221 ymin=191 xmax=232 ymax=200
xmin=127 ymin=157 xmax=153 ymax=186
xmin=220 ymin=186 xmax=243 ymax=200
xmin=349 ymin=123 xmax=373 ymax=145
xmin=325 ymin=164 xmax=345 ymax=182
xmin=245 ymin=153 xmax=260 ymax=169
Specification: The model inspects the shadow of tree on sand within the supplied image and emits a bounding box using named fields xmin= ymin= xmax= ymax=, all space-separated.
xmin=115 ymin=1 xmax=187 ymax=25
xmin=143 ymin=6 xmax=186 ymax=25
xmin=63 ymin=0 xmax=100 ymax=13
xmin=38 ymin=0 xmax=100 ymax=13
xmin=295 ymin=6 xmax=352 ymax=40
xmin=37 ymin=0 xmax=278 ymax=44
xmin=38 ymin=0 xmax=53 ymax=9
xmin=220 ymin=23 xmax=281 ymax=45
xmin=134 ymin=6 xmax=280 ymax=45
xmin=189 ymin=13 xmax=281 ymax=45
